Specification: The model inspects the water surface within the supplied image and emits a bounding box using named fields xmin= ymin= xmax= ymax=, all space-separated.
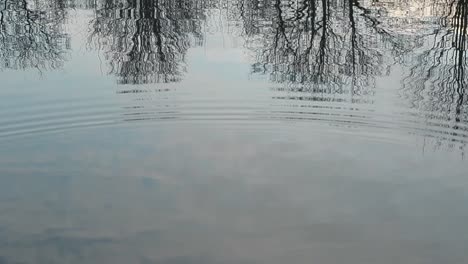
xmin=1 ymin=0 xmax=468 ymax=263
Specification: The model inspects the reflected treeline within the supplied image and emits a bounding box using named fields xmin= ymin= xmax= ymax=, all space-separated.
xmin=0 ymin=0 xmax=71 ymax=70
xmin=403 ymin=0 xmax=468 ymax=125
xmin=89 ymin=0 xmax=210 ymax=85
xmin=234 ymin=0 xmax=408 ymax=99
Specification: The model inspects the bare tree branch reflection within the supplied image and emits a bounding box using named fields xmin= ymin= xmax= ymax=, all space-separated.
xmin=236 ymin=0 xmax=403 ymax=101
xmin=89 ymin=0 xmax=208 ymax=85
xmin=0 ymin=0 xmax=70 ymax=71
xmin=403 ymin=0 xmax=468 ymax=126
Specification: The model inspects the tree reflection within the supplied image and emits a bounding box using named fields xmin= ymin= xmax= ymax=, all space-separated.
xmin=236 ymin=0 xmax=404 ymax=99
xmin=89 ymin=0 xmax=208 ymax=85
xmin=0 ymin=0 xmax=70 ymax=70
xmin=403 ymin=0 xmax=468 ymax=125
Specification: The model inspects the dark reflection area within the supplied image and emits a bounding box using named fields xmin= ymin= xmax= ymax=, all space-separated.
xmin=0 ymin=0 xmax=71 ymax=71
xmin=88 ymin=0 xmax=209 ymax=85
xmin=396 ymin=0 xmax=468 ymax=151
xmin=234 ymin=0 xmax=409 ymax=101
xmin=403 ymin=0 xmax=468 ymax=126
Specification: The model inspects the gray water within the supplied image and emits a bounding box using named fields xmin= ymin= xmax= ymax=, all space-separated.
xmin=1 ymin=0 xmax=468 ymax=263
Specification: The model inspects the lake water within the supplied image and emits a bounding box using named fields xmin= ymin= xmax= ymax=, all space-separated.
xmin=1 ymin=0 xmax=468 ymax=263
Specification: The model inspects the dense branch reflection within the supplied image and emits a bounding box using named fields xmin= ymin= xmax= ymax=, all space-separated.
xmin=236 ymin=0 xmax=406 ymax=101
xmin=89 ymin=0 xmax=208 ymax=84
xmin=403 ymin=0 xmax=468 ymax=127
xmin=1 ymin=0 xmax=468 ymax=151
xmin=0 ymin=0 xmax=70 ymax=70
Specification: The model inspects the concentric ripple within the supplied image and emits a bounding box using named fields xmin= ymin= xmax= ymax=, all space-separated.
xmin=1 ymin=0 xmax=468 ymax=154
